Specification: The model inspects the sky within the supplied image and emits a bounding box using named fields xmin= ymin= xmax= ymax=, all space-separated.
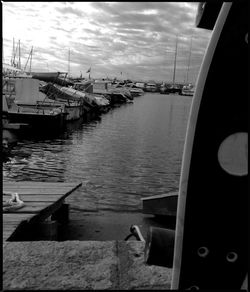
xmin=2 ymin=2 xmax=212 ymax=83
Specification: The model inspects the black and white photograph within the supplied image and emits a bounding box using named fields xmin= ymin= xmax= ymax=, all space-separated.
xmin=2 ymin=1 xmax=247 ymax=290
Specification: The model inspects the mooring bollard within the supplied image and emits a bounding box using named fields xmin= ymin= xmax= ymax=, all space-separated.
xmin=37 ymin=217 xmax=58 ymax=241
xmin=144 ymin=226 xmax=175 ymax=268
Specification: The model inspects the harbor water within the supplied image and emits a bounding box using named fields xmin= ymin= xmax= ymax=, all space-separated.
xmin=3 ymin=93 xmax=191 ymax=215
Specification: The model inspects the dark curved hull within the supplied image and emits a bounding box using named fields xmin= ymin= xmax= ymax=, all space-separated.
xmin=7 ymin=111 xmax=66 ymax=132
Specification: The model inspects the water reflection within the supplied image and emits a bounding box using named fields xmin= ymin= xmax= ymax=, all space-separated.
xmin=3 ymin=94 xmax=191 ymax=212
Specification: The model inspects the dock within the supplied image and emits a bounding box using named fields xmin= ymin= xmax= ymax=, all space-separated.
xmin=3 ymin=181 xmax=82 ymax=241
xmin=2 ymin=181 xmax=173 ymax=290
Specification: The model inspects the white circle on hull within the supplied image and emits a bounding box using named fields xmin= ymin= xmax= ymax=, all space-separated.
xmin=218 ymin=132 xmax=248 ymax=176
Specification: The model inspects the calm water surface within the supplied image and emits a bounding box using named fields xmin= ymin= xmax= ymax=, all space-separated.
xmin=3 ymin=93 xmax=191 ymax=213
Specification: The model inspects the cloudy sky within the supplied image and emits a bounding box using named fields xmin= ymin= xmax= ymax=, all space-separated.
xmin=2 ymin=2 xmax=212 ymax=83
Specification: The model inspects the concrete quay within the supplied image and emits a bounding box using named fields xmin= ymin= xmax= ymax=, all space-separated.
xmin=3 ymin=240 xmax=172 ymax=290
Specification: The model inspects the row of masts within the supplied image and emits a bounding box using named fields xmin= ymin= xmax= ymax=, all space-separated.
xmin=11 ymin=39 xmax=21 ymax=69
xmin=4 ymin=37 xmax=193 ymax=82
xmin=171 ymin=35 xmax=193 ymax=85
xmin=3 ymin=38 xmax=33 ymax=73
xmin=4 ymin=39 xmax=74 ymax=78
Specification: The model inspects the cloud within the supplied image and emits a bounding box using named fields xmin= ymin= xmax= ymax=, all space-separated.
xmin=3 ymin=2 xmax=212 ymax=82
xmin=55 ymin=6 xmax=83 ymax=17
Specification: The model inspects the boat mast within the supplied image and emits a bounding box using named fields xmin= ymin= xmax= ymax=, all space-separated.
xmin=13 ymin=43 xmax=18 ymax=67
xmin=68 ymin=48 xmax=70 ymax=77
xmin=29 ymin=46 xmax=33 ymax=73
xmin=18 ymin=39 xmax=21 ymax=70
xmin=12 ymin=38 xmax=18 ymax=67
xmin=172 ymin=35 xmax=178 ymax=85
xmin=11 ymin=38 xmax=15 ymax=66
xmin=2 ymin=38 xmax=4 ymax=64
xmin=24 ymin=46 xmax=33 ymax=73
xmin=185 ymin=36 xmax=193 ymax=84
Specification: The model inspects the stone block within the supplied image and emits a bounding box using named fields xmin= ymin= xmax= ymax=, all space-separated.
xmin=3 ymin=240 xmax=172 ymax=290
xmin=117 ymin=241 xmax=172 ymax=290
xmin=3 ymin=241 xmax=118 ymax=290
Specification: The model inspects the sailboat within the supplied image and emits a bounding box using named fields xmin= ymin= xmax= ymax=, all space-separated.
xmin=181 ymin=36 xmax=195 ymax=96
xmin=2 ymin=38 xmax=30 ymax=77
xmin=31 ymin=48 xmax=73 ymax=86
xmin=168 ymin=35 xmax=182 ymax=94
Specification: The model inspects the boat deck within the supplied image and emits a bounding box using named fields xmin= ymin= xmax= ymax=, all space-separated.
xmin=3 ymin=181 xmax=82 ymax=241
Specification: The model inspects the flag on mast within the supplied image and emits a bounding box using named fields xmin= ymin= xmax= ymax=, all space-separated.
xmin=86 ymin=67 xmax=91 ymax=73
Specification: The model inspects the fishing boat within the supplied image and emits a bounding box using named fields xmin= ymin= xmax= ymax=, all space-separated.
xmin=135 ymin=82 xmax=146 ymax=91
xmin=2 ymin=77 xmax=66 ymax=132
xmin=126 ymin=83 xmax=144 ymax=97
xmin=111 ymin=85 xmax=133 ymax=100
xmin=42 ymin=82 xmax=110 ymax=114
xmin=73 ymin=80 xmax=93 ymax=93
xmin=73 ymin=81 xmax=109 ymax=111
xmin=59 ymin=85 xmax=110 ymax=110
xmin=92 ymin=81 xmax=129 ymax=105
xmin=2 ymin=91 xmax=30 ymax=143
xmin=105 ymin=81 xmax=133 ymax=100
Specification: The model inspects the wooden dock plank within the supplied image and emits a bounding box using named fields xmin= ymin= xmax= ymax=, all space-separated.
xmin=3 ymin=186 xmax=79 ymax=190
xmin=3 ymin=182 xmax=82 ymax=191
xmin=3 ymin=194 xmax=63 ymax=202
xmin=3 ymin=181 xmax=82 ymax=188
xmin=2 ymin=181 xmax=82 ymax=241
xmin=3 ymin=186 xmax=80 ymax=191
xmin=3 ymin=190 xmax=75 ymax=195
xmin=3 ymin=202 xmax=57 ymax=214
xmin=3 ymin=181 xmax=82 ymax=200
xmin=3 ymin=214 xmax=35 ymax=222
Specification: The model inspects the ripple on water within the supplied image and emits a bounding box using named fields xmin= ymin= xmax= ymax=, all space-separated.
xmin=3 ymin=94 xmax=191 ymax=212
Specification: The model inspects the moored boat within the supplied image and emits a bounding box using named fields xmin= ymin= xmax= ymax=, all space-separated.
xmin=109 ymin=82 xmax=134 ymax=100
xmin=135 ymin=82 xmax=146 ymax=91
xmin=167 ymin=84 xmax=182 ymax=94
xmin=92 ymin=81 xmax=130 ymax=105
xmin=2 ymin=77 xmax=66 ymax=132
xmin=181 ymin=84 xmax=195 ymax=96
xmin=126 ymin=83 xmax=144 ymax=97
xmin=42 ymin=82 xmax=110 ymax=114
xmin=145 ymin=82 xmax=157 ymax=92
